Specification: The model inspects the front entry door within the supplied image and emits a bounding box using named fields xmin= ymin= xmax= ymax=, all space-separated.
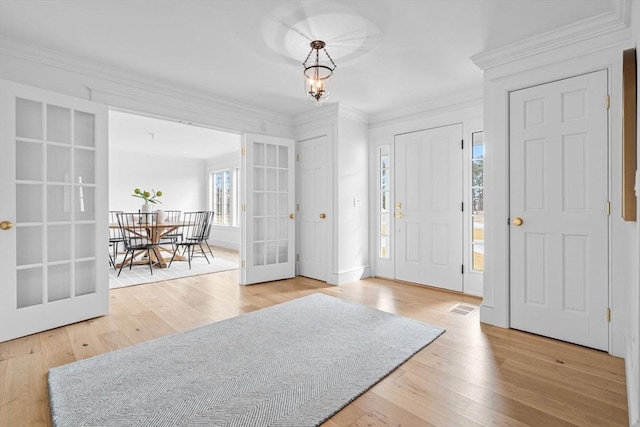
xmin=240 ymin=133 xmax=296 ymax=285
xmin=0 ymin=80 xmax=109 ymax=342
xmin=509 ymin=70 xmax=609 ymax=351
xmin=395 ymin=124 xmax=463 ymax=292
xmin=297 ymin=136 xmax=328 ymax=281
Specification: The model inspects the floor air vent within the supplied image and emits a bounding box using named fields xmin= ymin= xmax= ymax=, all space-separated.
xmin=449 ymin=304 xmax=478 ymax=316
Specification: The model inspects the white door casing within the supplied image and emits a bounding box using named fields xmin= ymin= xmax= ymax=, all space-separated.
xmin=509 ymin=70 xmax=609 ymax=351
xmin=395 ymin=124 xmax=464 ymax=292
xmin=240 ymin=133 xmax=296 ymax=285
xmin=297 ymin=136 xmax=328 ymax=281
xmin=0 ymin=79 xmax=109 ymax=342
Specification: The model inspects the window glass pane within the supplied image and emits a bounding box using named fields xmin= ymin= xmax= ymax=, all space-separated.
xmin=470 ymin=132 xmax=484 ymax=272
xmin=16 ymin=141 xmax=42 ymax=181
xmin=16 ymin=98 xmax=43 ymax=140
xmin=378 ymin=145 xmax=391 ymax=259
xmin=47 ymin=105 xmax=71 ymax=144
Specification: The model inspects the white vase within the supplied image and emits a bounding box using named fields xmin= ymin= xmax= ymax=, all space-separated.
xmin=156 ymin=209 xmax=166 ymax=224
xmin=141 ymin=202 xmax=152 ymax=214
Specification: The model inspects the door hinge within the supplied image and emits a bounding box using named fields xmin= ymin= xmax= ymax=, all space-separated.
xmin=606 ymin=94 xmax=610 ymax=109
xmin=607 ymin=307 xmax=611 ymax=322
xmin=606 ymin=201 xmax=611 ymax=216
xmin=461 ymin=139 xmax=464 ymax=149
xmin=461 ymin=202 xmax=464 ymax=212
xmin=296 ymin=254 xmax=299 ymax=261
xmin=241 ymin=147 xmax=247 ymax=155
xmin=296 ymin=154 xmax=300 ymax=162
xmin=461 ymin=264 xmax=464 ymax=274
xmin=242 ymin=260 xmax=246 ymax=268
xmin=242 ymin=203 xmax=247 ymax=212
xmin=296 ymin=204 xmax=299 ymax=212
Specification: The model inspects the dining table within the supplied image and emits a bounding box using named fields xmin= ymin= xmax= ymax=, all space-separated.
xmin=109 ymin=221 xmax=187 ymax=269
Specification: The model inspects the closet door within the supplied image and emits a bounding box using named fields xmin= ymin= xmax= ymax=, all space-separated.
xmin=0 ymin=80 xmax=109 ymax=342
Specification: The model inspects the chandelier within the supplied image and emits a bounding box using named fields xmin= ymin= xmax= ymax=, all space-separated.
xmin=303 ymin=40 xmax=336 ymax=106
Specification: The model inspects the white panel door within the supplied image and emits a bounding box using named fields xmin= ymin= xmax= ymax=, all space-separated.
xmin=240 ymin=133 xmax=296 ymax=285
xmin=297 ymin=136 xmax=328 ymax=281
xmin=395 ymin=124 xmax=463 ymax=291
xmin=509 ymin=70 xmax=609 ymax=350
xmin=0 ymin=79 xmax=109 ymax=342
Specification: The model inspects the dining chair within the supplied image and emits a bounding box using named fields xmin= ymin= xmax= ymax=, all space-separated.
xmin=169 ymin=211 xmax=210 ymax=269
xmin=202 ymin=211 xmax=215 ymax=258
xmin=115 ymin=212 xmax=159 ymax=276
xmin=159 ymin=210 xmax=182 ymax=250
xmin=109 ymin=210 xmax=124 ymax=269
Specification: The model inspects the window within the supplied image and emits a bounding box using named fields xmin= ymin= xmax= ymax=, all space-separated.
xmin=378 ymin=146 xmax=390 ymax=259
xmin=210 ymin=168 xmax=240 ymax=226
xmin=471 ymin=132 xmax=484 ymax=271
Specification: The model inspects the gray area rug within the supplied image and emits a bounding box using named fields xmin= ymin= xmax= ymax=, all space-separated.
xmin=109 ymin=255 xmax=238 ymax=289
xmin=48 ymin=293 xmax=445 ymax=426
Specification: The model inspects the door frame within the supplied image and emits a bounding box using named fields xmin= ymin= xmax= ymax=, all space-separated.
xmin=507 ymin=70 xmax=610 ymax=350
xmin=479 ymin=48 xmax=630 ymax=357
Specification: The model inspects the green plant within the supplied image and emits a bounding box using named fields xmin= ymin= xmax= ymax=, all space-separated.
xmin=132 ymin=188 xmax=163 ymax=204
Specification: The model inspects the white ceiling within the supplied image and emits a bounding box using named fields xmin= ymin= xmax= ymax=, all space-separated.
xmin=108 ymin=110 xmax=240 ymax=160
xmin=0 ymin=0 xmax=618 ymax=157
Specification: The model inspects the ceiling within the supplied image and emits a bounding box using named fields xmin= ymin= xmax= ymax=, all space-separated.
xmin=108 ymin=110 xmax=240 ymax=160
xmin=0 ymin=0 xmax=620 ymax=159
xmin=0 ymin=0 xmax=618 ymax=119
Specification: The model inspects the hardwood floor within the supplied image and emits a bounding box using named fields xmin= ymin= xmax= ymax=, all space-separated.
xmin=0 ymin=270 xmax=628 ymax=426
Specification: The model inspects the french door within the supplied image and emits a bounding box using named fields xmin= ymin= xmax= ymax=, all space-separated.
xmin=394 ymin=124 xmax=463 ymax=292
xmin=240 ymin=133 xmax=296 ymax=285
xmin=509 ymin=70 xmax=609 ymax=350
xmin=0 ymin=80 xmax=109 ymax=342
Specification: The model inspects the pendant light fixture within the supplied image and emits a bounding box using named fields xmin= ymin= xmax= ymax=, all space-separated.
xmin=303 ymin=40 xmax=336 ymax=106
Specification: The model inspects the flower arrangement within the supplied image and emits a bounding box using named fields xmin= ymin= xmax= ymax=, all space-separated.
xmin=132 ymin=188 xmax=163 ymax=204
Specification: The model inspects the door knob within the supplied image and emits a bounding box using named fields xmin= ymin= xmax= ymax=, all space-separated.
xmin=395 ymin=212 xmax=404 ymax=219
xmin=512 ymin=217 xmax=523 ymax=226
xmin=319 ymin=213 xmax=326 ymax=219
xmin=289 ymin=213 xmax=295 ymax=219
xmin=0 ymin=221 xmax=13 ymax=230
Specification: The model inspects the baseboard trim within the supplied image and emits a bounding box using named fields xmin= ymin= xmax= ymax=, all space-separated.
xmin=208 ymin=239 xmax=239 ymax=251
xmin=328 ymin=266 xmax=371 ymax=286
xmin=626 ymin=336 xmax=640 ymax=427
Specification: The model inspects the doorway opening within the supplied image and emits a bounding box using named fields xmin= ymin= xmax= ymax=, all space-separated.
xmin=107 ymin=109 xmax=240 ymax=288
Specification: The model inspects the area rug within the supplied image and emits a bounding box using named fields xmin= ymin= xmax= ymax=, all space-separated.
xmin=48 ymin=293 xmax=445 ymax=427
xmin=109 ymin=255 xmax=238 ymax=289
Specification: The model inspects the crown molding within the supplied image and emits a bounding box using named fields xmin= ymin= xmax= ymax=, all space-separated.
xmin=369 ymin=89 xmax=483 ymax=129
xmin=471 ymin=1 xmax=631 ymax=71
xmin=0 ymin=38 xmax=293 ymax=128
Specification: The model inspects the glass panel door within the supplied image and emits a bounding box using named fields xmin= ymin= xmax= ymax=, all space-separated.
xmin=240 ymin=133 xmax=295 ymax=285
xmin=0 ymin=79 xmax=108 ymax=342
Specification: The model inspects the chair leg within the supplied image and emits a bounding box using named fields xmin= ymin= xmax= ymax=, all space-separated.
xmin=204 ymin=240 xmax=215 ymax=259
xmin=187 ymin=245 xmax=193 ymax=269
xmin=198 ymin=244 xmax=210 ymax=264
xmin=169 ymin=244 xmax=180 ymax=267
xmin=117 ymin=250 xmax=130 ymax=277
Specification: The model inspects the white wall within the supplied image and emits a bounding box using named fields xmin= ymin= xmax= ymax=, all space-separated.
xmin=335 ymin=110 xmax=370 ymax=282
xmin=109 ymin=149 xmax=206 ymax=213
xmin=475 ymin=21 xmax=634 ymax=358
xmin=369 ymin=102 xmax=484 ymax=296
xmin=205 ymin=150 xmax=241 ymax=250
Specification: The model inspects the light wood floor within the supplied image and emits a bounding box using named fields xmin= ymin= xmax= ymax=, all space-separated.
xmin=0 ymin=264 xmax=628 ymax=426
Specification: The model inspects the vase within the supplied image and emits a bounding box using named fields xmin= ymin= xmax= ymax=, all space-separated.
xmin=141 ymin=202 xmax=152 ymax=214
xmin=156 ymin=209 xmax=166 ymax=224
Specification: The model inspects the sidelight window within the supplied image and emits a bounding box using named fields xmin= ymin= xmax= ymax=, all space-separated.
xmin=471 ymin=132 xmax=484 ymax=271
xmin=378 ymin=146 xmax=390 ymax=259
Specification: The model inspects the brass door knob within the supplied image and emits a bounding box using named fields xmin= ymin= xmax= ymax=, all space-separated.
xmin=0 ymin=220 xmax=13 ymax=230
xmin=289 ymin=213 xmax=295 ymax=219
xmin=395 ymin=212 xmax=404 ymax=218
xmin=512 ymin=217 xmax=523 ymax=226
xmin=319 ymin=213 xmax=326 ymax=219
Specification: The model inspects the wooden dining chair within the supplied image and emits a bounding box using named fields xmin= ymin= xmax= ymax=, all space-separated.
xmin=115 ymin=212 xmax=159 ymax=276
xmin=169 ymin=211 xmax=210 ymax=269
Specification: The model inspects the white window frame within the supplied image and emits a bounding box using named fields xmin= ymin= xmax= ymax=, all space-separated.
xmin=209 ymin=167 xmax=240 ymax=227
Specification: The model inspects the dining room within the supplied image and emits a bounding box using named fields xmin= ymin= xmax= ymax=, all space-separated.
xmin=107 ymin=109 xmax=241 ymax=288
